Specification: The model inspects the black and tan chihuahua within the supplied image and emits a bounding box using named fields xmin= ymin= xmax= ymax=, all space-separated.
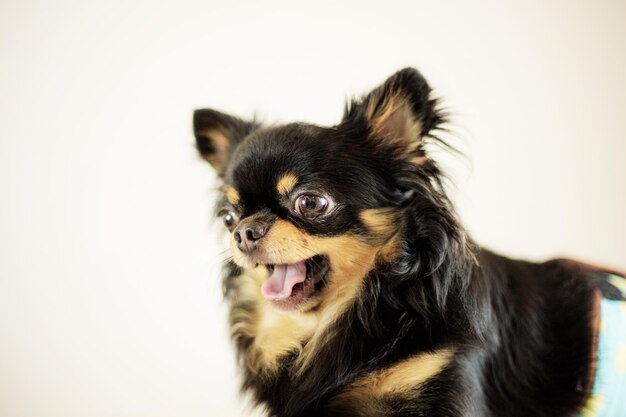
xmin=193 ymin=68 xmax=626 ymax=417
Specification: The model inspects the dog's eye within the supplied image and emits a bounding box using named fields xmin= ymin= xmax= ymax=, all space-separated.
xmin=295 ymin=194 xmax=329 ymax=219
xmin=221 ymin=211 xmax=239 ymax=231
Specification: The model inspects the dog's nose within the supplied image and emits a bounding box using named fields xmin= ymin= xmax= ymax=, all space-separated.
xmin=233 ymin=222 xmax=268 ymax=253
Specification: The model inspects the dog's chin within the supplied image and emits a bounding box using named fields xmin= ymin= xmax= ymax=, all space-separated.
xmin=254 ymin=255 xmax=331 ymax=312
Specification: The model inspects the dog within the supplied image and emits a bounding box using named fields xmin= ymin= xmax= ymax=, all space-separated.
xmin=193 ymin=68 xmax=626 ymax=417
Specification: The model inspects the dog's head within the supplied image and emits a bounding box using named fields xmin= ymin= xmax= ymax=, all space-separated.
xmin=194 ymin=68 xmax=452 ymax=315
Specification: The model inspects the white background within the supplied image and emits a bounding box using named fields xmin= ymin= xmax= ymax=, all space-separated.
xmin=1 ymin=1 xmax=624 ymax=416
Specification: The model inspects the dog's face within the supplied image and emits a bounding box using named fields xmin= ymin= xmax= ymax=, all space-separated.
xmin=214 ymin=123 xmax=403 ymax=312
xmin=195 ymin=68 xmax=443 ymax=314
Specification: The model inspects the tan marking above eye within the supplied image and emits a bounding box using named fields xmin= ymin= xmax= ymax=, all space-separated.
xmin=276 ymin=172 xmax=299 ymax=195
xmin=225 ymin=186 xmax=240 ymax=205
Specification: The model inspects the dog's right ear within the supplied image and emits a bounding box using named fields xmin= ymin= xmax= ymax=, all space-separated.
xmin=193 ymin=109 xmax=258 ymax=174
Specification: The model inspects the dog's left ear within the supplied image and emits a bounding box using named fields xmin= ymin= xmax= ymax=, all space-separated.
xmin=343 ymin=67 xmax=443 ymax=153
xmin=193 ymin=108 xmax=258 ymax=175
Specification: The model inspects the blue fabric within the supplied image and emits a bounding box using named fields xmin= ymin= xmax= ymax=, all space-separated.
xmin=581 ymin=275 xmax=626 ymax=417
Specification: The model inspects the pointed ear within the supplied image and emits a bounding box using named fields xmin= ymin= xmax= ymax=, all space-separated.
xmin=193 ymin=108 xmax=258 ymax=174
xmin=343 ymin=68 xmax=444 ymax=156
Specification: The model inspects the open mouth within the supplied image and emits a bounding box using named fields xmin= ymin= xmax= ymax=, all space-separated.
xmin=260 ymin=255 xmax=330 ymax=310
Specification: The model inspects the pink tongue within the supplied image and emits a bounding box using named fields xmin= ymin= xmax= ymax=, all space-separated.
xmin=261 ymin=262 xmax=307 ymax=301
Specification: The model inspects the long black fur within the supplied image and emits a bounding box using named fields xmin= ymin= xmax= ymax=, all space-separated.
xmin=194 ymin=68 xmax=622 ymax=417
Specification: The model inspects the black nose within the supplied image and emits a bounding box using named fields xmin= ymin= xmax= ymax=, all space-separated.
xmin=233 ymin=222 xmax=268 ymax=253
